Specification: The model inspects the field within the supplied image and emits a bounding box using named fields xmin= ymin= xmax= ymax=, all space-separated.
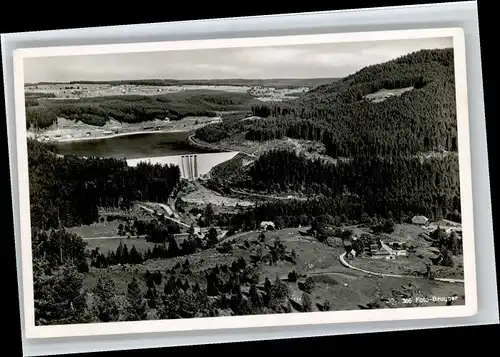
xmin=363 ymin=86 xmax=414 ymax=103
xmin=67 ymin=205 xmax=156 ymax=240
xmin=67 ymin=221 xmax=122 ymax=239
xmin=26 ymin=78 xmax=337 ymax=90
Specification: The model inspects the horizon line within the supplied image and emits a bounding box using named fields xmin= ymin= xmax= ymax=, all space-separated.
xmin=24 ymin=77 xmax=340 ymax=85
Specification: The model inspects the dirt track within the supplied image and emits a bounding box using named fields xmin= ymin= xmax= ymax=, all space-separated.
xmin=339 ymin=252 xmax=464 ymax=284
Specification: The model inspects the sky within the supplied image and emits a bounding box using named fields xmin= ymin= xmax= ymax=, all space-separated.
xmin=24 ymin=37 xmax=452 ymax=83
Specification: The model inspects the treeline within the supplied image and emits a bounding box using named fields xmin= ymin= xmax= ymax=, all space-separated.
xmin=25 ymin=90 xmax=256 ymax=129
xmin=28 ymin=139 xmax=181 ymax=229
xmin=228 ymin=149 xmax=460 ymax=221
xmin=91 ymin=227 xmax=220 ymax=268
xmin=196 ymin=48 xmax=458 ymax=158
xmin=211 ymin=193 xmax=459 ymax=236
xmin=115 ymin=218 xmax=181 ymax=242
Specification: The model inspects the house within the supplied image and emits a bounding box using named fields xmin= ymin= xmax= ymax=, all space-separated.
xmin=380 ymin=241 xmax=395 ymax=255
xmin=347 ymin=249 xmax=357 ymax=260
xmin=260 ymin=221 xmax=275 ymax=231
xmin=412 ymin=215 xmax=429 ymax=226
xmin=370 ymin=241 xmax=394 ymax=259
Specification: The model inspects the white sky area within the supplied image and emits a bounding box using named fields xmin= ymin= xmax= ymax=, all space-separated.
xmin=24 ymin=37 xmax=452 ymax=83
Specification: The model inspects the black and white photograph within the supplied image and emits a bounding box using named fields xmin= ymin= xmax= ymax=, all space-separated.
xmin=12 ymin=28 xmax=477 ymax=338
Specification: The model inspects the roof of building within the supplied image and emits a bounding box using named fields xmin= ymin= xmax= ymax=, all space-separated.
xmin=412 ymin=215 xmax=429 ymax=223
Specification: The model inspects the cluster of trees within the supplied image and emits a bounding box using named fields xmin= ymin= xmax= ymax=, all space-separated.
xmin=31 ymin=224 xmax=329 ymax=325
xmin=247 ymin=235 xmax=298 ymax=265
xmin=116 ymin=218 xmax=182 ymax=242
xmin=90 ymin=242 xmax=145 ymax=268
xmin=229 ymin=149 xmax=460 ymax=221
xmin=429 ymin=227 xmax=462 ymax=267
xmin=28 ymin=139 xmax=181 ymax=230
xmin=143 ymin=257 xmax=312 ymax=318
xmin=196 ymin=49 xmax=458 ymax=159
xmin=89 ymin=256 xmax=299 ymax=322
xmin=25 ymin=90 xmax=255 ymax=129
xmin=32 ymin=229 xmax=91 ymax=325
xmin=210 ymin=187 xmax=457 ymax=237
xmin=91 ymin=225 xmax=221 ymax=269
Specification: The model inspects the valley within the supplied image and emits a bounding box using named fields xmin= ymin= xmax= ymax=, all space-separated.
xmin=28 ymin=48 xmax=465 ymax=325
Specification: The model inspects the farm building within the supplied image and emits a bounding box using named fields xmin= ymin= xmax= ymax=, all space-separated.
xmin=366 ymin=240 xmax=407 ymax=259
xmin=369 ymin=241 xmax=395 ymax=259
xmin=347 ymin=249 xmax=357 ymax=260
xmin=412 ymin=215 xmax=429 ymax=226
xmin=260 ymin=221 xmax=275 ymax=230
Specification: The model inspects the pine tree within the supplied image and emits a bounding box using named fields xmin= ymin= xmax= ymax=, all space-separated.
xmin=125 ymin=276 xmax=147 ymax=321
xmin=302 ymin=292 xmax=312 ymax=312
xmin=93 ymin=276 xmax=119 ymax=322
xmin=129 ymin=246 xmax=143 ymax=264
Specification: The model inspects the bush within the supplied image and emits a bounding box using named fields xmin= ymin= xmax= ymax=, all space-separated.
xmin=303 ymin=277 xmax=315 ymax=294
xmin=76 ymin=260 xmax=89 ymax=273
xmin=287 ymin=270 xmax=298 ymax=282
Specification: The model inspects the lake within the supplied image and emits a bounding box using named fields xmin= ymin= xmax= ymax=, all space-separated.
xmin=52 ymin=131 xmax=215 ymax=159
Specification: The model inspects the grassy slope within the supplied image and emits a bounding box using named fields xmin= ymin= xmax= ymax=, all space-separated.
xmin=81 ymin=225 xmax=465 ymax=311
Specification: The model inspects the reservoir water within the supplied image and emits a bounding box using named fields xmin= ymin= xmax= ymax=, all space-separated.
xmin=52 ymin=131 xmax=215 ymax=159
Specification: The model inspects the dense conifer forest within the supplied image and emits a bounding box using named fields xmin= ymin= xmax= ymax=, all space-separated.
xmin=199 ymin=48 xmax=461 ymax=223
xmin=28 ymin=139 xmax=181 ymax=229
xmin=236 ymin=149 xmax=460 ymax=221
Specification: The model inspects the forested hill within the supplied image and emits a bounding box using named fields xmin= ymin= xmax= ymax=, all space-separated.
xmin=302 ymin=48 xmax=453 ymax=105
xmin=199 ymin=48 xmax=458 ymax=158
xmin=27 ymin=139 xmax=181 ymax=230
xmin=202 ymin=48 xmax=461 ymax=221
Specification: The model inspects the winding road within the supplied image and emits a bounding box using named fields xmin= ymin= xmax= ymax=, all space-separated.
xmin=338 ymin=252 xmax=464 ymax=284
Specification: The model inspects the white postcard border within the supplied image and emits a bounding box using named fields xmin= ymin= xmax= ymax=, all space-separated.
xmin=11 ymin=27 xmax=478 ymax=340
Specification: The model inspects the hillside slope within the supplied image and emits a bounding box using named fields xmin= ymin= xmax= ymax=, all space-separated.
xmin=205 ymin=48 xmax=462 ymax=221
xmin=197 ymin=48 xmax=457 ymax=158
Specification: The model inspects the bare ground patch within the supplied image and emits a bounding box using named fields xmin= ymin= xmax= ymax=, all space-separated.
xmin=181 ymin=184 xmax=254 ymax=207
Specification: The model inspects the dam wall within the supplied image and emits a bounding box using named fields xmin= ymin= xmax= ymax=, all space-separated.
xmin=127 ymin=151 xmax=239 ymax=180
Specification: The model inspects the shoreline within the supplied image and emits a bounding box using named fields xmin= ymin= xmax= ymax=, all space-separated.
xmin=31 ymin=128 xmax=193 ymax=144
